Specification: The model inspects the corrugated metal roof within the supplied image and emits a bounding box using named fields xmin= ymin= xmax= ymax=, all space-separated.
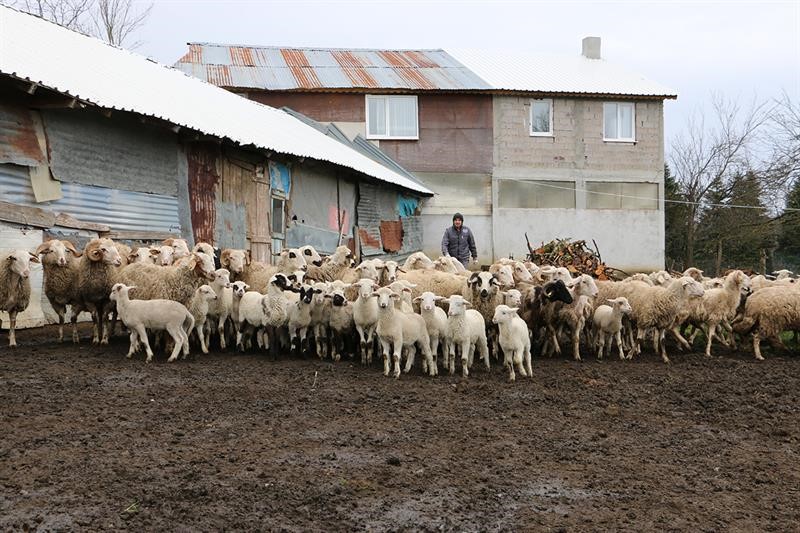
xmin=175 ymin=43 xmax=676 ymax=98
xmin=0 ymin=7 xmax=432 ymax=195
xmin=447 ymin=49 xmax=677 ymax=98
xmin=174 ymin=43 xmax=493 ymax=91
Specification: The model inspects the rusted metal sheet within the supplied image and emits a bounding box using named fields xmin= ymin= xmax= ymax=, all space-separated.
xmin=357 ymin=181 xmax=423 ymax=258
xmin=206 ymin=65 xmax=232 ymax=87
xmin=0 ymin=103 xmax=45 ymax=167
xmin=187 ymin=146 xmax=219 ymax=245
xmin=175 ymin=45 xmax=491 ymax=91
xmin=379 ymin=220 xmax=403 ymax=253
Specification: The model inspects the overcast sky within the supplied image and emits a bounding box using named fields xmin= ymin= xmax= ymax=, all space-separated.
xmin=134 ymin=0 xmax=799 ymax=151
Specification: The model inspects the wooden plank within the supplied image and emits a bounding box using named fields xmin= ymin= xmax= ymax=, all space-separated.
xmin=54 ymin=212 xmax=110 ymax=232
xmin=0 ymin=201 xmax=55 ymax=228
xmin=102 ymin=230 xmax=178 ymax=241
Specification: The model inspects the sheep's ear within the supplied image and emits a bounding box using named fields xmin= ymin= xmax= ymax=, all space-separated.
xmin=244 ymin=250 xmax=252 ymax=265
xmin=127 ymin=251 xmax=138 ymax=262
xmin=64 ymin=241 xmax=81 ymax=257
xmin=29 ymin=252 xmax=40 ymax=263
xmin=468 ymin=272 xmax=479 ymax=285
xmin=397 ymin=267 xmax=406 ymax=273
xmin=220 ymin=249 xmax=230 ymax=265
xmin=354 ymin=265 xmax=362 ymax=272
xmin=149 ymin=248 xmax=160 ymax=256
xmin=390 ymin=293 xmax=400 ymax=299
xmin=463 ymin=301 xmax=472 ymax=308
xmin=34 ymin=242 xmax=50 ymax=255
xmin=87 ymin=246 xmax=102 ymax=261
xmin=434 ymin=296 xmax=446 ymax=302
xmin=324 ymin=294 xmax=332 ymax=299
xmin=509 ymin=307 xmax=519 ymax=313
xmin=163 ymin=238 xmax=174 ymax=246
xmin=413 ymin=296 xmax=422 ymax=303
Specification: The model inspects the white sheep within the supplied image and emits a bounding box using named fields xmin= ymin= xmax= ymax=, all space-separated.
xmin=492 ymin=304 xmax=532 ymax=382
xmin=445 ymin=295 xmax=489 ymax=377
xmin=35 ymin=239 xmax=84 ymax=343
xmin=287 ymin=284 xmax=322 ymax=355
xmin=327 ymin=284 xmax=355 ymax=362
xmin=305 ymin=245 xmax=354 ymax=282
xmin=1 ymin=250 xmax=39 ymax=347
xmin=592 ymin=297 xmax=632 ymax=360
xmin=772 ymin=269 xmax=794 ymax=280
xmin=352 ymin=278 xmax=379 ymax=365
xmin=298 ymin=244 xmax=324 ymax=267
xmin=187 ymin=284 xmax=218 ymax=354
xmin=403 ymin=251 xmax=435 ymax=271
xmin=413 ymin=291 xmax=449 ymax=369
xmin=733 ymin=286 xmax=800 ymax=360
xmin=164 ymin=238 xmax=191 ymax=261
xmin=229 ymin=281 xmax=249 ymax=339
xmin=373 ymin=287 xmax=435 ymax=378
xmin=309 ymin=281 xmax=331 ymax=359
xmin=109 ymin=283 xmax=194 ymax=363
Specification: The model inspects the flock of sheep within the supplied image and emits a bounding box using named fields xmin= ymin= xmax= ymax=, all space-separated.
xmin=2 ymin=237 xmax=799 ymax=380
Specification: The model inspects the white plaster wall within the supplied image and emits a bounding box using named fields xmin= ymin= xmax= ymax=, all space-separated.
xmin=494 ymin=208 xmax=664 ymax=272
xmin=422 ymin=214 xmax=492 ymax=264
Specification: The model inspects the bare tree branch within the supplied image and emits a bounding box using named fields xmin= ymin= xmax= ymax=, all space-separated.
xmin=92 ymin=0 xmax=152 ymax=48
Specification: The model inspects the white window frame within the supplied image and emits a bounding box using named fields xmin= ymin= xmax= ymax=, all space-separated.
xmin=603 ymin=102 xmax=636 ymax=142
xmin=365 ymin=95 xmax=419 ymax=140
xmin=529 ymin=99 xmax=553 ymax=137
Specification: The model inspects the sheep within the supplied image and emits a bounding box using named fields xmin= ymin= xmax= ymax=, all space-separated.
xmin=373 ymin=286 xmax=435 ymax=378
xmin=110 ymin=283 xmax=193 ymax=363
xmin=380 ymin=260 xmax=404 ymax=285
xmin=649 ymin=270 xmax=674 ymax=286
xmin=773 ymin=269 xmax=794 ymax=280
xmin=413 ymin=291 xmax=449 ymax=369
xmin=192 ymin=242 xmax=216 ymax=259
xmin=128 ymin=247 xmax=157 ymax=264
xmin=501 ymin=289 xmax=523 ymax=308
xmin=443 ymin=294 xmax=489 ymax=377
xmin=305 ymin=245 xmax=353 ymax=282
xmin=626 ymin=276 xmax=705 ymax=363
xmin=76 ymin=238 xmax=122 ymax=344
xmin=688 ymin=270 xmax=751 ymax=357
xmin=488 ymin=264 xmax=515 ymax=289
xmin=542 ymin=274 xmax=599 ymax=361
xmin=236 ymin=290 xmax=267 ymax=352
xmin=164 ymin=238 xmax=191 ymax=260
xmin=624 ymin=273 xmax=655 ymax=286
xmin=732 ymin=286 xmax=800 ymax=360
xmin=592 ymin=297 xmax=632 ymax=360
xmin=287 ymin=284 xmax=322 ymax=355
xmin=116 ymin=252 xmax=217 ymax=307
xmin=403 ymin=251 xmax=435 ymax=271
xmin=220 ymin=248 xmax=250 ymax=280
xmin=286 ymin=269 xmax=307 ymax=289
xmin=0 ymin=250 xmax=39 ymax=347
xmin=750 ymin=275 xmax=797 ymax=292
xmin=433 ymin=256 xmax=465 ymax=274
xmin=237 ymin=248 xmax=308 ymax=293
xmin=388 ymin=280 xmax=416 ymax=313
xmin=298 ymin=244 xmax=324 ymax=267
xmin=35 ymin=239 xmax=84 ymax=343
xmin=463 ymin=271 xmax=504 ymax=357
xmin=230 ymin=281 xmax=249 ymax=339
xmin=682 ymin=267 xmax=705 ymax=282
xmin=492 ymin=305 xmax=532 ymax=382
xmin=352 ymin=278 xmax=380 ymax=365
xmin=187 ymin=284 xmax=218 ymax=354
xmin=260 ymin=273 xmax=294 ymax=356
xmin=395 ymin=269 xmax=469 ymax=302
xmin=203 ymin=268 xmax=232 ymax=350
xmin=309 ymin=281 xmax=332 ymax=359
xmin=153 ymin=245 xmax=175 ymax=266
xmin=327 ymin=284 xmax=355 ymax=362
xmin=518 ymin=281 xmax=574 ymax=347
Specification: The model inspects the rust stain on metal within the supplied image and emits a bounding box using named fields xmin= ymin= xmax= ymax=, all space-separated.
xmin=377 ymin=51 xmax=435 ymax=89
xmin=331 ymin=50 xmax=378 ymax=88
xmin=358 ymin=227 xmax=381 ymax=249
xmin=229 ymin=46 xmax=256 ymax=66
xmin=405 ymin=51 xmax=439 ymax=68
xmin=188 ymin=146 xmax=219 ymax=245
xmin=0 ymin=104 xmax=45 ymax=166
xmin=280 ymin=49 xmax=323 ymax=89
xmin=379 ymin=220 xmax=403 ymax=253
xmin=178 ymin=43 xmax=202 ymax=64
xmin=206 ymin=65 xmax=232 ymax=86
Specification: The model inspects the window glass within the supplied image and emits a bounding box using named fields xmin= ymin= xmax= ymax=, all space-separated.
xmin=497 ymin=180 xmax=575 ymax=208
xmin=531 ymin=100 xmax=552 ymax=134
xmin=272 ymin=196 xmax=285 ymax=235
xmin=586 ymin=181 xmax=658 ymax=210
xmin=366 ymin=95 xmax=418 ymax=138
xmin=367 ymin=96 xmax=386 ymax=137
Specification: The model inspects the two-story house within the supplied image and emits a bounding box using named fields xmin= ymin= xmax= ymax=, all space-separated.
xmin=176 ymin=37 xmax=676 ymax=270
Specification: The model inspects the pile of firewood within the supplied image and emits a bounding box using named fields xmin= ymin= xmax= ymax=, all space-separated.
xmin=525 ymin=235 xmax=624 ymax=280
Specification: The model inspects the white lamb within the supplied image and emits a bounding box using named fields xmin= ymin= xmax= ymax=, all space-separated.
xmin=187 ymin=284 xmax=218 ymax=354
xmin=327 ymin=284 xmax=355 ymax=362
xmin=444 ymin=295 xmax=490 ymax=377
xmin=352 ymin=279 xmax=379 ymax=365
xmin=492 ymin=304 xmax=532 ymax=382
xmin=110 ymin=283 xmax=194 ymax=363
xmin=287 ymin=284 xmax=321 ymax=355
xmin=413 ymin=291 xmax=449 ymax=369
xmin=592 ymin=297 xmax=632 ymax=360
xmin=373 ymin=287 xmax=435 ymax=378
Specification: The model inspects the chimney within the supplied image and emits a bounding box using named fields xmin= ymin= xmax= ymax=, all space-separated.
xmin=582 ymin=36 xmax=601 ymax=59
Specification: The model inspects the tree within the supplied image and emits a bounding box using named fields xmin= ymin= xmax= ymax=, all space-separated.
xmin=669 ymin=94 xmax=769 ymax=266
xmin=664 ymin=163 xmax=689 ymax=271
xmin=11 ymin=0 xmax=152 ymax=48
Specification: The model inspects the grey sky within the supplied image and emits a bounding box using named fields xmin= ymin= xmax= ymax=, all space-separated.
xmin=135 ymin=0 xmax=799 ymax=150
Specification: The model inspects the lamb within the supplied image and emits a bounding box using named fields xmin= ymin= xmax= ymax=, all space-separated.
xmin=732 ymin=286 xmax=800 ymax=360
xmin=287 ymin=284 xmax=322 ymax=355
xmin=403 ymin=251 xmax=435 ymax=271
xmin=444 ymin=294 xmax=489 ymax=377
xmin=542 ymin=274 xmax=599 ymax=361
xmin=626 ymin=276 xmax=704 ymax=363
xmin=388 ymin=280 xmax=416 ymax=313
xmin=110 ymin=283 xmax=193 ymax=363
xmin=128 ymin=247 xmax=157 ymax=264
xmin=327 ymin=284 xmax=355 ymax=362
xmin=492 ymin=305 xmax=532 ymax=382
xmin=352 ymin=279 xmax=380 ymax=364
xmin=0 ymin=250 xmax=39 ymax=347
xmin=396 ymin=269 xmax=467 ymax=301
xmin=164 ymin=238 xmax=191 ymax=260
xmin=187 ymin=284 xmax=218 ymax=354
xmin=305 ymin=245 xmax=354 ymax=282
xmin=153 ymin=245 xmax=175 ymax=266
xmin=203 ymin=268 xmax=232 ymax=350
xmin=35 ymin=239 xmax=84 ymax=343
xmin=229 ymin=281 xmax=249 ymax=339
xmin=592 ymin=297 xmax=632 ymax=360
xmin=518 ymin=280 xmax=574 ymax=346
xmin=488 ymin=264 xmax=515 ymax=289
xmin=237 ymin=248 xmax=308 ymax=293
xmin=413 ymin=291 xmax=449 ymax=369
xmin=772 ymin=269 xmax=794 ymax=280
xmin=260 ymin=273 xmax=294 ymax=355
xmin=373 ymin=287 xmax=435 ymax=378
xmin=298 ymin=244 xmax=324 ymax=267
xmin=501 ymin=289 xmax=523 ymax=308
xmin=75 ymin=238 xmax=122 ymax=344
xmin=116 ymin=252 xmax=216 ymax=307
xmin=380 ymin=260 xmax=404 ymax=285
xmin=286 ymin=269 xmax=307 ymax=289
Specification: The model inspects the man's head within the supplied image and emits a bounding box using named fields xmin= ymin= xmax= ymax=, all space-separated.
xmin=452 ymin=212 xmax=463 ymax=230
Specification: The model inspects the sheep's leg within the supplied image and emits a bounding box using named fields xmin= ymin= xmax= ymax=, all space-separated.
xmin=479 ymin=338 xmax=490 ymax=372
xmin=448 ymin=342 xmax=456 ymax=375
xmin=197 ymin=323 xmax=209 ymax=354
xmin=722 ymin=320 xmax=736 ymax=349
xmin=70 ymin=305 xmax=81 ymax=343
xmin=524 ymin=344 xmax=533 ymax=378
xmin=334 ymin=331 xmax=343 ymax=362
xmin=53 ymin=303 xmax=66 ymax=343
xmin=235 ymin=321 xmax=246 ymax=351
xmin=356 ymin=324 xmax=368 ymax=365
xmin=631 ymin=328 xmax=646 ymax=359
xmin=596 ymin=333 xmax=605 ymax=360
xmin=299 ymin=327 xmax=308 ymax=354
xmin=430 ymin=335 xmax=439 ymax=370
xmin=705 ymin=322 xmax=718 ymax=357
xmin=688 ymin=327 xmax=701 ymax=346
xmin=461 ymin=340 xmax=471 ymax=378
xmin=670 ymin=326 xmax=692 ymax=351
xmin=137 ymin=325 xmax=155 ymax=363
xmin=506 ymin=349 xmax=515 ymax=382
xmin=422 ymin=342 xmax=436 ymax=377
xmin=7 ymin=311 xmax=17 ymax=347
xmin=572 ymin=321 xmax=583 ymax=361
xmin=127 ymin=330 xmax=138 ymax=359
xmin=166 ymin=325 xmax=184 ymax=362
xmin=392 ymin=339 xmax=402 ymax=379
xmin=514 ymin=347 xmax=526 ymax=378
xmin=100 ymin=303 xmax=113 ymax=345
xmin=181 ymin=327 xmax=191 ymax=358
xmin=381 ymin=339 xmax=392 ymax=376
xmin=366 ymin=326 xmax=376 ymax=364
xmin=753 ymin=333 xmax=764 ymax=361
xmin=404 ymin=345 xmax=416 ymax=373
xmin=89 ymin=308 xmax=100 ymax=344
xmin=615 ymin=332 xmax=625 ymax=360
xmin=659 ymin=330 xmax=670 ymax=364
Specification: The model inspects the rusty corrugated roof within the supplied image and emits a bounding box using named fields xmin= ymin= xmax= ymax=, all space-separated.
xmin=174 ymin=44 xmax=492 ymax=91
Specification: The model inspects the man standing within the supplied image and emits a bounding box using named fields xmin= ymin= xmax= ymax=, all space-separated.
xmin=441 ymin=212 xmax=478 ymax=267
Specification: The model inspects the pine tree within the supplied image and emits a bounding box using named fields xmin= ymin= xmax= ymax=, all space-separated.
xmin=664 ymin=164 xmax=690 ymax=271
xmin=776 ymin=178 xmax=800 ymax=270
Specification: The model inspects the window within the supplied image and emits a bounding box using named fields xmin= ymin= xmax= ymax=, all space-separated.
xmin=366 ymin=95 xmax=419 ymax=139
xmin=603 ymin=102 xmax=635 ymax=141
xmin=271 ymin=195 xmax=285 ymax=261
xmin=530 ymin=99 xmax=553 ymax=136
xmin=585 ymin=182 xmax=658 ymax=210
xmin=498 ymin=180 xmax=575 ymax=209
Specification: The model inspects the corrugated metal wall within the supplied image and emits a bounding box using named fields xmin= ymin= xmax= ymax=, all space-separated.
xmin=0 ymin=103 xmax=46 ymax=167
xmin=356 ymin=181 xmax=422 ymax=259
xmin=42 ymin=109 xmax=179 ymax=196
xmin=0 ymin=163 xmax=180 ymax=233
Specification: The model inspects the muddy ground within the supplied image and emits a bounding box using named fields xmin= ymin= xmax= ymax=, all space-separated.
xmin=1 ymin=324 xmax=799 ymax=532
